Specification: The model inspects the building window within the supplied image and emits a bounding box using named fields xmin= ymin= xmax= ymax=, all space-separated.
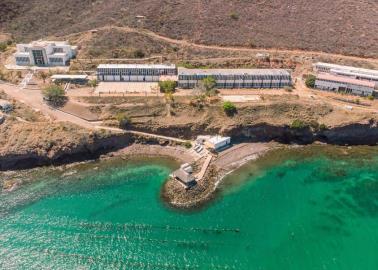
xmin=32 ymin=50 xmax=45 ymax=66
xmin=53 ymin=47 xmax=64 ymax=53
xmin=16 ymin=57 xmax=30 ymax=63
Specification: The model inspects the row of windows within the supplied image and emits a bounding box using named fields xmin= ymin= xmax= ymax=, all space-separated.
xmin=53 ymin=47 xmax=64 ymax=53
xmin=179 ymin=82 xmax=291 ymax=88
xmin=316 ymin=79 xmax=373 ymax=90
xmin=16 ymin=57 xmax=30 ymax=62
xmin=179 ymin=75 xmax=290 ymax=80
xmin=49 ymin=58 xmax=64 ymax=63
xmin=97 ymin=68 xmax=176 ymax=76
xmin=316 ymin=67 xmax=331 ymax=72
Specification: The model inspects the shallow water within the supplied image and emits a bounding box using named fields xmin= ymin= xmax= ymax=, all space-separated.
xmin=1 ymin=149 xmax=378 ymax=269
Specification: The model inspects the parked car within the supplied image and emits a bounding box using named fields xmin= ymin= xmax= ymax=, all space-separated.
xmin=0 ymin=114 xmax=5 ymax=124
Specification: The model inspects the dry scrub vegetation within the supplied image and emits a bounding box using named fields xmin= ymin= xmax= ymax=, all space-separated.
xmin=0 ymin=91 xmax=110 ymax=158
xmin=0 ymin=0 xmax=377 ymax=57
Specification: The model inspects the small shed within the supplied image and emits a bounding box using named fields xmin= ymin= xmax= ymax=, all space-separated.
xmin=171 ymin=168 xmax=196 ymax=187
xmin=205 ymin=136 xmax=231 ymax=151
xmin=0 ymin=100 xmax=13 ymax=113
xmin=51 ymin=74 xmax=89 ymax=85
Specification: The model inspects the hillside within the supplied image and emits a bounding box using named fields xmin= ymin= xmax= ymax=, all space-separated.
xmin=0 ymin=0 xmax=377 ymax=58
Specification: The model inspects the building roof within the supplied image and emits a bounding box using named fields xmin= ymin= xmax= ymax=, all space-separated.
xmin=171 ymin=168 xmax=195 ymax=184
xmin=315 ymin=62 xmax=378 ymax=76
xmin=49 ymin=53 xmax=67 ymax=57
xmin=51 ymin=74 xmax=88 ymax=80
xmin=29 ymin=40 xmax=69 ymax=47
xmin=14 ymin=52 xmax=30 ymax=57
xmin=178 ymin=68 xmax=291 ymax=76
xmin=316 ymin=73 xmax=377 ymax=88
xmin=0 ymin=99 xmax=12 ymax=107
xmin=330 ymin=68 xmax=378 ymax=81
xmin=208 ymin=135 xmax=231 ymax=145
xmin=97 ymin=64 xmax=177 ymax=69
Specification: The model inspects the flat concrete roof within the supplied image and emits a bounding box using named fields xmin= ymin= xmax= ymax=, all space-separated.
xmin=172 ymin=168 xmax=195 ymax=184
xmin=0 ymin=99 xmax=12 ymax=106
xmin=208 ymin=136 xmax=231 ymax=144
xmin=97 ymin=64 xmax=176 ymax=69
xmin=49 ymin=53 xmax=67 ymax=57
xmin=317 ymin=73 xmax=376 ymax=88
xmin=315 ymin=62 xmax=378 ymax=76
xmin=330 ymin=68 xmax=378 ymax=80
xmin=178 ymin=68 xmax=291 ymax=76
xmin=51 ymin=74 xmax=88 ymax=79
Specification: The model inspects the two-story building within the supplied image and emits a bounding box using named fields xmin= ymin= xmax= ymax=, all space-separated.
xmin=14 ymin=41 xmax=77 ymax=67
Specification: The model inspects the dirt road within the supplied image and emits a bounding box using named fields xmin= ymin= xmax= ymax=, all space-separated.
xmin=0 ymin=82 xmax=96 ymax=129
xmin=68 ymin=26 xmax=378 ymax=66
xmin=0 ymin=82 xmax=194 ymax=142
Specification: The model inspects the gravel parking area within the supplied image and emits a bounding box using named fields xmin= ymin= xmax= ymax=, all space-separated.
xmin=95 ymin=82 xmax=159 ymax=94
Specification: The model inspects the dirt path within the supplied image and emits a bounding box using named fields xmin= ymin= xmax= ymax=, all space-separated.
xmin=0 ymin=83 xmax=97 ymax=129
xmin=68 ymin=26 xmax=378 ymax=65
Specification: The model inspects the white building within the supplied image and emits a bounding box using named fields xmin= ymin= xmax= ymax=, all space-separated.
xmin=204 ymin=136 xmax=231 ymax=151
xmin=0 ymin=99 xmax=13 ymax=113
xmin=315 ymin=73 xmax=377 ymax=96
xmin=14 ymin=41 xmax=77 ymax=67
xmin=178 ymin=68 xmax=291 ymax=89
xmin=314 ymin=62 xmax=378 ymax=82
xmin=97 ymin=64 xmax=177 ymax=82
xmin=51 ymin=74 xmax=88 ymax=84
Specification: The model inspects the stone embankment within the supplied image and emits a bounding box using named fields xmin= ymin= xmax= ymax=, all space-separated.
xmin=2 ymin=119 xmax=378 ymax=171
xmin=131 ymin=120 xmax=378 ymax=146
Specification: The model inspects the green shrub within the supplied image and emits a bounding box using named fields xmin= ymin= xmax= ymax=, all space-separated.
xmin=116 ymin=112 xmax=131 ymax=128
xmin=305 ymin=74 xmax=316 ymax=88
xmin=230 ymin=12 xmax=239 ymax=20
xmin=201 ymin=76 xmax=217 ymax=92
xmin=42 ymin=84 xmax=67 ymax=107
xmin=367 ymin=95 xmax=374 ymax=101
xmin=223 ymin=101 xmax=237 ymax=116
xmin=184 ymin=141 xmax=192 ymax=149
xmin=158 ymin=80 xmax=177 ymax=93
xmin=206 ymin=88 xmax=219 ymax=97
xmin=319 ymin=124 xmax=328 ymax=131
xmin=88 ymin=79 xmax=98 ymax=88
xmin=291 ymin=119 xmax=308 ymax=129
xmin=133 ymin=49 xmax=145 ymax=58
xmin=0 ymin=43 xmax=7 ymax=52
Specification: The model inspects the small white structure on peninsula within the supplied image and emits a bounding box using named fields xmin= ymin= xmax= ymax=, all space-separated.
xmin=171 ymin=164 xmax=196 ymax=188
xmin=14 ymin=41 xmax=77 ymax=67
xmin=196 ymin=135 xmax=231 ymax=152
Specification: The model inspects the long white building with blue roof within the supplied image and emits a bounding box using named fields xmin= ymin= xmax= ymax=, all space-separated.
xmin=178 ymin=68 xmax=291 ymax=89
xmin=97 ymin=64 xmax=177 ymax=82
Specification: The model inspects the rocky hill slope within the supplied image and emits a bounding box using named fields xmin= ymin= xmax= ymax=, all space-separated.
xmin=1 ymin=0 xmax=377 ymax=57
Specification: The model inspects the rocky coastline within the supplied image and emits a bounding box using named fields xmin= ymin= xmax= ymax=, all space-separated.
xmin=2 ymin=121 xmax=378 ymax=209
xmin=2 ymin=120 xmax=378 ymax=171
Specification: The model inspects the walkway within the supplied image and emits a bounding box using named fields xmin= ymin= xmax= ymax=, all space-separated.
xmin=195 ymin=154 xmax=213 ymax=181
xmin=94 ymin=126 xmax=189 ymax=144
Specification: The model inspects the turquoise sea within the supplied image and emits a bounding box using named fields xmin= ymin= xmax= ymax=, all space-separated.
xmin=0 ymin=147 xmax=378 ymax=269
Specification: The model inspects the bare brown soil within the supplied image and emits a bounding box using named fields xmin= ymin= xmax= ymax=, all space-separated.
xmin=1 ymin=0 xmax=377 ymax=58
xmin=0 ymin=91 xmax=113 ymax=168
xmin=77 ymin=94 xmax=372 ymax=136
